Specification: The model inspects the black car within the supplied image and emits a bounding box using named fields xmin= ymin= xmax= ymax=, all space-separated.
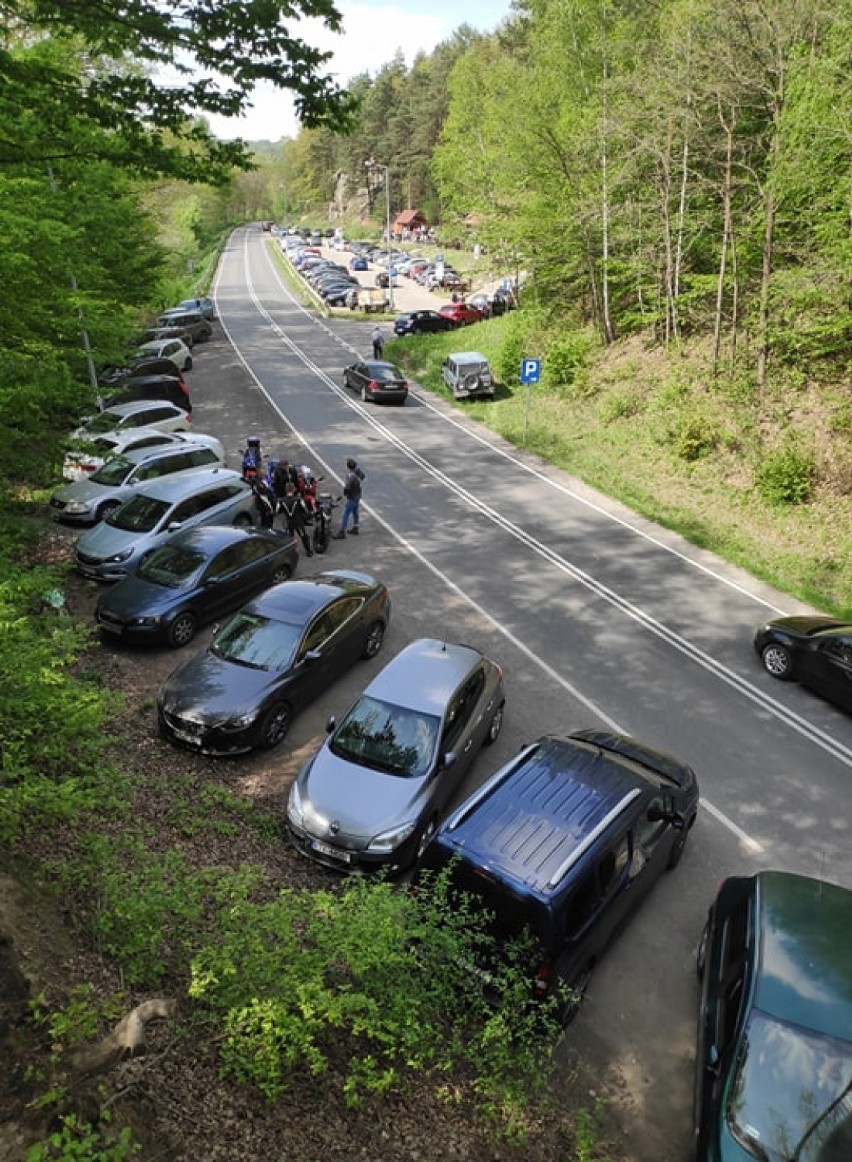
xmin=102 ymin=373 xmax=192 ymax=413
xmin=95 ymin=525 xmax=298 ymax=648
xmin=343 ymin=360 xmax=408 ymax=406
xmin=98 ymin=357 xmax=183 ymax=387
xmin=694 ymin=871 xmax=852 ymax=1161
xmin=753 ymin=615 xmax=852 ymax=712
xmin=393 ymin=310 xmax=456 ymax=337
xmin=416 ymin=730 xmax=699 ymax=1021
xmin=157 ymin=570 xmax=391 ymax=754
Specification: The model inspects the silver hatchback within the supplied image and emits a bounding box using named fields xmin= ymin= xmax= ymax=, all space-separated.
xmin=286 ymin=638 xmax=506 ymax=874
xmin=73 ymin=468 xmax=256 ymax=582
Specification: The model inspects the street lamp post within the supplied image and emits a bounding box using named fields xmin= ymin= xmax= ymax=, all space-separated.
xmin=366 ymin=159 xmax=394 ymax=311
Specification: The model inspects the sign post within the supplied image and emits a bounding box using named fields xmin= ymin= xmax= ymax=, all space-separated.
xmin=520 ymin=358 xmax=541 ymax=444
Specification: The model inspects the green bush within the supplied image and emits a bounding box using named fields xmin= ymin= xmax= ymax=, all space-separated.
xmin=755 ymin=440 xmax=815 ymax=505
xmin=543 ymin=331 xmax=593 ymax=389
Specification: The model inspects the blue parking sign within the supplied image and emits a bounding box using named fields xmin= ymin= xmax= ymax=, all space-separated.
xmin=520 ymin=358 xmax=541 ymax=384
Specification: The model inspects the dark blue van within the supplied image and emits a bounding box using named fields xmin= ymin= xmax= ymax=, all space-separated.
xmin=416 ymin=730 xmax=699 ymax=1022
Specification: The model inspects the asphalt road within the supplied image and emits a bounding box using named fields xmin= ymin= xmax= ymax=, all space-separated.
xmin=188 ymin=225 xmax=852 ymax=1161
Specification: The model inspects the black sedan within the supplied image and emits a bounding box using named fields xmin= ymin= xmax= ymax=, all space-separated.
xmin=753 ymin=615 xmax=852 ymax=712
xmin=393 ymin=310 xmax=455 ymax=337
xmin=157 ymin=570 xmax=391 ymax=754
xmin=95 ymin=525 xmax=298 ymax=648
xmin=343 ymin=360 xmax=408 ymax=406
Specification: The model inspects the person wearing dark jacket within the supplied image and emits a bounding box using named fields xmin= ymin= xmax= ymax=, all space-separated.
xmin=252 ymin=479 xmax=277 ymax=529
xmin=334 ymin=457 xmax=365 ymax=538
xmin=279 ymin=483 xmax=313 ymax=556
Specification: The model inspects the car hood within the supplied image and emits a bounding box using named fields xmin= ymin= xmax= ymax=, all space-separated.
xmin=97 ymin=574 xmax=193 ymax=620
xmin=159 ymin=650 xmax=279 ymax=722
xmin=298 ymin=747 xmax=426 ymax=842
xmin=53 ymin=477 xmax=115 ymax=505
xmin=766 ymin=615 xmax=848 ymax=637
xmin=75 ymin=520 xmax=152 ymax=561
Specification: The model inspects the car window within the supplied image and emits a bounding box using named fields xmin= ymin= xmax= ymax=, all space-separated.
xmin=302 ymin=611 xmax=336 ymax=654
xmin=127 ymin=435 xmax=171 ymax=453
xmin=90 ymin=455 xmax=134 ymax=485
xmin=108 ymin=495 xmax=171 ymax=532
xmin=203 ymin=543 xmax=245 ymax=580
xmin=146 ymin=407 xmax=180 ymax=423
xmin=169 ymin=495 xmax=206 ymax=524
xmin=443 ymin=669 xmax=486 ymax=751
xmin=597 ymin=835 xmax=631 ymax=896
xmin=189 ymin=447 xmax=218 ymax=468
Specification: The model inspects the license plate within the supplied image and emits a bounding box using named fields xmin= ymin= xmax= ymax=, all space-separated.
xmin=173 ymin=728 xmax=202 ymax=746
xmin=311 ymin=839 xmax=352 ymax=864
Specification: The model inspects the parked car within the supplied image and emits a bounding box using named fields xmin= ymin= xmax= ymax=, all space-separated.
xmin=438 ymin=302 xmax=485 ymax=328
xmin=134 ymin=325 xmax=195 ymax=349
xmin=70 ymin=400 xmax=192 ymax=444
xmin=94 ymin=525 xmax=299 ymax=648
xmin=99 ymin=357 xmax=183 ymax=387
xmin=753 ymin=615 xmax=852 ymax=713
xmin=73 ymin=467 xmax=254 ymax=582
xmin=694 ymin=870 xmax=852 ymax=1161
xmin=129 ymin=337 xmax=192 ymax=372
xmin=441 ymin=351 xmax=495 ymax=400
xmin=416 ymin=729 xmax=700 ymax=1022
xmin=63 ymin=426 xmax=223 ymax=483
xmin=374 ymin=270 xmax=398 ymax=289
xmin=343 ymin=360 xmax=408 ymax=406
xmin=286 ymin=637 xmax=505 ymax=874
xmin=50 ymin=441 xmax=223 ymax=525
xmin=154 ymin=310 xmax=213 ymax=344
xmin=172 ymin=296 xmax=215 ymax=320
xmin=350 ymin=256 xmax=369 ymax=271
xmin=102 ymin=372 xmax=192 ymax=413
xmin=393 ymin=310 xmax=455 ymax=337
xmin=157 ymin=570 xmax=391 ymax=754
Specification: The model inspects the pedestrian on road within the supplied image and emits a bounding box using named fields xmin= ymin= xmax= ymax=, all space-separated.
xmin=334 ymin=457 xmax=365 ymax=538
xmin=279 ymin=483 xmax=313 ymax=556
xmin=371 ymin=326 xmax=385 ymax=360
xmin=252 ymin=478 xmax=277 ymax=529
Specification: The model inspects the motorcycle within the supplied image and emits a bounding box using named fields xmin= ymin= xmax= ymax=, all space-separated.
xmin=312 ymin=491 xmax=341 ymax=554
xmin=240 ymin=435 xmax=262 ymax=483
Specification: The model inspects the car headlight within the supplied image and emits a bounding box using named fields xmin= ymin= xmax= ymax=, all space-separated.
xmin=129 ymin=615 xmax=162 ymax=626
xmin=366 ymin=820 xmax=418 ymax=854
xmin=221 ymin=711 xmax=258 ymax=731
xmin=287 ymin=782 xmax=304 ymax=828
xmin=105 ymin=549 xmax=133 ymax=564
xmin=64 ymin=499 xmax=94 ymax=515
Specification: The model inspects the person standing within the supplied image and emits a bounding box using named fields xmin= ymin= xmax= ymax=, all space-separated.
xmin=279 ymin=483 xmax=313 ymax=556
xmin=334 ymin=457 xmax=365 ymax=538
xmin=371 ymin=325 xmax=385 ymax=359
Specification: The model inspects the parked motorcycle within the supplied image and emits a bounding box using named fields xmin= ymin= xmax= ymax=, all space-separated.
xmin=240 ymin=436 xmax=262 ymax=483
xmin=312 ymin=491 xmax=341 ymax=554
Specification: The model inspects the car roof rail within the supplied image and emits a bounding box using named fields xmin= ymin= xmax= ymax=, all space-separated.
xmin=544 ymin=788 xmax=641 ymax=888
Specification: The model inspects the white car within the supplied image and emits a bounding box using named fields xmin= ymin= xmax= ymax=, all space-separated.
xmin=130 ymin=337 xmax=193 ymax=372
xmin=70 ymin=400 xmax=192 ymax=445
xmin=63 ymin=425 xmax=225 ymax=482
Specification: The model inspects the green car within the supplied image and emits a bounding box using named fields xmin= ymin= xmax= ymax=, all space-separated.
xmin=694 ymin=871 xmax=852 ymax=1161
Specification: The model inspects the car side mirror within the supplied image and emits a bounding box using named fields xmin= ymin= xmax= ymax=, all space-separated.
xmin=166 ymin=521 xmax=182 ymax=532
xmin=304 ymin=649 xmax=322 ymax=663
xmin=439 ymin=751 xmax=457 ymax=771
xmin=325 ymin=716 xmax=336 ymax=734
xmin=707 ymin=1044 xmax=721 ymax=1075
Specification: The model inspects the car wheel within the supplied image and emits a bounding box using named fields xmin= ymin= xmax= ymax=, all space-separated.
xmin=558 ymin=963 xmax=593 ymax=1027
xmin=362 ymin=620 xmax=385 ymax=659
xmin=271 ymin=562 xmax=292 ymax=585
xmin=761 ymin=642 xmax=794 ymax=680
xmin=184 ymin=355 xmax=193 ymax=371
xmin=484 ymin=703 xmax=504 ymax=745
xmin=167 ymin=611 xmax=197 ymax=648
xmin=258 ymin=702 xmax=292 ymax=749
xmin=97 ymin=500 xmax=121 ymax=522
xmin=233 ymin=513 xmax=252 ymax=528
xmin=416 ymin=817 xmax=437 ymax=863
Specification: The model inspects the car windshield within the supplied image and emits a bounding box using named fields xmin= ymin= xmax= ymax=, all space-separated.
xmin=211 ymin=612 xmax=301 ymax=671
xmin=727 ymin=1010 xmax=852 ymax=1160
xmin=107 ymin=495 xmax=171 ymax=532
xmin=137 ymin=545 xmax=205 ymax=587
xmin=373 ymin=366 xmax=402 ymax=383
xmin=83 ymin=411 xmax=125 ymax=435
xmin=90 ymin=455 xmax=134 ymax=485
xmin=331 ymin=696 xmax=440 ymax=777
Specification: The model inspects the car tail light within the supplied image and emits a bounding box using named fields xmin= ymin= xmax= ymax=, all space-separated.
xmin=368 ymin=380 xmax=378 ymax=391
xmin=533 ymin=956 xmax=554 ymax=998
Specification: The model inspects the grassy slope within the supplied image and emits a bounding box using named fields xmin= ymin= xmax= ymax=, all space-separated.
xmin=389 ymin=319 xmax=852 ymax=619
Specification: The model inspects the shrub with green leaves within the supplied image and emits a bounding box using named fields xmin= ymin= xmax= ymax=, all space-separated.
xmin=755 ymin=440 xmax=815 ymax=505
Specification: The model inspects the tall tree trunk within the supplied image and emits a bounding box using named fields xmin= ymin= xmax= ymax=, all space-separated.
xmin=712 ymin=103 xmax=736 ymax=378
xmin=600 ymin=51 xmax=616 ymax=345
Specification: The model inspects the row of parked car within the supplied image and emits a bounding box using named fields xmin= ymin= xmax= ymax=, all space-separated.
xmin=50 ymin=276 xmax=852 ymax=1160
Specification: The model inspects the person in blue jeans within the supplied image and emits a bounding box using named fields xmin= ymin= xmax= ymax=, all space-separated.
xmin=335 ymin=457 xmax=365 ymax=537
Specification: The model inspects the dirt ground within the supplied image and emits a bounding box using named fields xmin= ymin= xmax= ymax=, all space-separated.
xmin=0 ymin=333 xmax=630 ymax=1161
